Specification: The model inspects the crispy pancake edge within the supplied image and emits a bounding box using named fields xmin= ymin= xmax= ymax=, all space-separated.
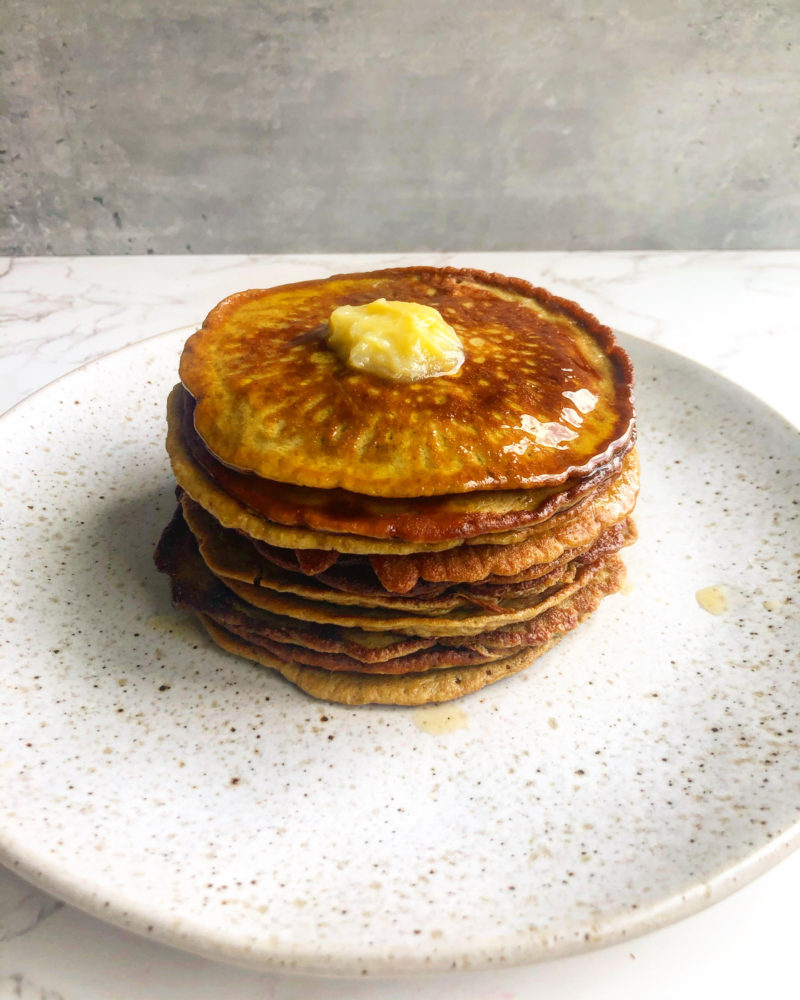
xmin=181 ymin=491 xmax=627 ymax=614
xmin=175 ymin=384 xmax=630 ymax=542
xmin=166 ymin=391 xmax=639 ymax=559
xmin=209 ymin=556 xmax=625 ymax=675
xmin=199 ymin=614 xmax=569 ymax=706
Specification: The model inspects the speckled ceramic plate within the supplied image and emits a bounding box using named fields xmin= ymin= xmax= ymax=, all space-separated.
xmin=0 ymin=330 xmax=798 ymax=975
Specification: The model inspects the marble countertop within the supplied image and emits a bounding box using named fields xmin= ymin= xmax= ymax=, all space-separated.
xmin=0 ymin=252 xmax=798 ymax=999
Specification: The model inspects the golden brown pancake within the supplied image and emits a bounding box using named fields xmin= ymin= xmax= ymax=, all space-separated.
xmin=200 ymin=615 xmax=569 ymax=706
xmin=155 ymin=266 xmax=638 ymax=704
xmin=179 ymin=491 xmax=634 ymax=612
xmin=180 ymin=267 xmax=635 ymax=497
xmin=154 ymin=502 xmax=629 ymax=708
xmin=198 ymin=553 xmax=626 ymax=706
xmin=173 ymin=383 xmax=629 ymax=543
xmin=216 ymin=561 xmax=603 ymax=637
xmin=157 ymin=504 xmax=625 ymax=664
xmin=222 ymin=557 xmax=624 ymax=678
xmin=366 ymin=454 xmax=638 ymax=591
xmin=165 ymin=391 xmax=639 ymax=558
xmin=248 ymin=517 xmax=635 ymax=592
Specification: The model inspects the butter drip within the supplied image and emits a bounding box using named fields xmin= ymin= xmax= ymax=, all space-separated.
xmin=327 ymin=298 xmax=464 ymax=382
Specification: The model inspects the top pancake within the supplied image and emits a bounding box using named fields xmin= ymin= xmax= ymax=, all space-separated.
xmin=180 ymin=266 xmax=635 ymax=498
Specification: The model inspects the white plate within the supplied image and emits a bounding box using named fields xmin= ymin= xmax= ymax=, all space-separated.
xmin=0 ymin=330 xmax=798 ymax=975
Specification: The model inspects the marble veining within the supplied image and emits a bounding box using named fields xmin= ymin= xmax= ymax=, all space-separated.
xmin=0 ymin=875 xmax=62 ymax=946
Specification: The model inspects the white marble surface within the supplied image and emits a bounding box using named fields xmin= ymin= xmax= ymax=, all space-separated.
xmin=0 ymin=252 xmax=798 ymax=997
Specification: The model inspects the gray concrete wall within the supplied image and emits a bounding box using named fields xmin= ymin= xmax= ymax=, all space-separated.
xmin=3 ymin=0 xmax=798 ymax=255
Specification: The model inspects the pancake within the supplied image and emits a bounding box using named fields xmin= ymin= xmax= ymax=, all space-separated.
xmin=200 ymin=616 xmax=569 ymax=706
xmin=155 ymin=501 xmax=629 ymax=706
xmin=195 ymin=558 xmax=626 ymax=705
xmin=367 ymin=450 xmax=638 ymax=592
xmin=165 ymin=389 xmax=639 ymax=558
xmin=180 ymin=491 xmax=634 ymax=612
xmin=154 ymin=507 xmax=443 ymax=662
xmin=220 ymin=555 xmax=624 ymax=678
xmin=220 ymin=629 xmax=509 ymax=675
xmin=249 ymin=516 xmax=635 ymax=591
xmin=180 ymin=267 xmax=635 ymax=497
xmin=217 ymin=561 xmax=602 ymax=637
xmin=155 ymin=266 xmax=639 ymax=704
xmin=174 ymin=383 xmax=630 ymax=543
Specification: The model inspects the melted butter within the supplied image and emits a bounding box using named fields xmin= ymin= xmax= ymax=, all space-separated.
xmin=413 ymin=704 xmax=469 ymax=734
xmin=327 ymin=298 xmax=464 ymax=382
xmin=696 ymin=585 xmax=729 ymax=615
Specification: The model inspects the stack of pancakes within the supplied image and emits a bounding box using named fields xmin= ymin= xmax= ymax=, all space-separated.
xmin=155 ymin=267 xmax=638 ymax=706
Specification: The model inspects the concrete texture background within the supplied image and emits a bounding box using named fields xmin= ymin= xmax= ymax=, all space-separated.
xmin=2 ymin=0 xmax=798 ymax=255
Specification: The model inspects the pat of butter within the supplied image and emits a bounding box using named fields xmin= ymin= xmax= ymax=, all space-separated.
xmin=327 ymin=298 xmax=464 ymax=382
